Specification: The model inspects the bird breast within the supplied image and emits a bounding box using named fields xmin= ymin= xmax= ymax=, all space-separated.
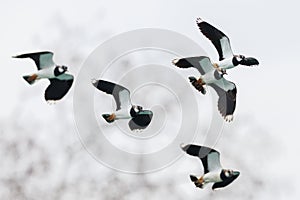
xmin=215 ymin=58 xmax=235 ymax=70
xmin=203 ymin=171 xmax=222 ymax=183
xmin=201 ymin=70 xmax=220 ymax=84
xmin=36 ymin=66 xmax=56 ymax=79
xmin=115 ymin=107 xmax=132 ymax=119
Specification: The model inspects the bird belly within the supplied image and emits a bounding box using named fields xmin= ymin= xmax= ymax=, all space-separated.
xmin=201 ymin=70 xmax=219 ymax=84
xmin=203 ymin=171 xmax=222 ymax=183
xmin=115 ymin=108 xmax=131 ymax=119
xmin=36 ymin=67 xmax=56 ymax=79
xmin=216 ymin=58 xmax=235 ymax=70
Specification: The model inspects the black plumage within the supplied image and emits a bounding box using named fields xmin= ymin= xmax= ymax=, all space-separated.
xmin=45 ymin=78 xmax=74 ymax=101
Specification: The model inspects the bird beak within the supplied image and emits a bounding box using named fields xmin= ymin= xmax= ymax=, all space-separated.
xmin=239 ymin=57 xmax=259 ymax=66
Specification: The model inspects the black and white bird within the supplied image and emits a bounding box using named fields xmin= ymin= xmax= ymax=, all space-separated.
xmin=181 ymin=144 xmax=240 ymax=190
xmin=196 ymin=17 xmax=259 ymax=74
xmin=13 ymin=51 xmax=74 ymax=102
xmin=92 ymin=79 xmax=153 ymax=131
xmin=173 ymin=56 xmax=236 ymax=121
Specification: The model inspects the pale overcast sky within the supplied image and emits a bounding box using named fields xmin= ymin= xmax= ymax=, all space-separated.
xmin=0 ymin=0 xmax=299 ymax=199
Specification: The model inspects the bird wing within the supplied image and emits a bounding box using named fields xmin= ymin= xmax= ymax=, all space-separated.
xmin=13 ymin=51 xmax=55 ymax=70
xmin=45 ymin=74 xmax=74 ymax=101
xmin=128 ymin=110 xmax=153 ymax=131
xmin=173 ymin=56 xmax=215 ymax=75
xmin=181 ymin=144 xmax=222 ymax=174
xmin=209 ymin=78 xmax=237 ymax=121
xmin=196 ymin=18 xmax=233 ymax=61
xmin=92 ymin=79 xmax=132 ymax=111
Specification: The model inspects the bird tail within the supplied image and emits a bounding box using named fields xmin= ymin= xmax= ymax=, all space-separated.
xmin=102 ymin=114 xmax=115 ymax=123
xmin=23 ymin=74 xmax=38 ymax=85
xmin=188 ymin=76 xmax=206 ymax=95
xmin=190 ymin=175 xmax=204 ymax=189
xmin=190 ymin=175 xmax=198 ymax=182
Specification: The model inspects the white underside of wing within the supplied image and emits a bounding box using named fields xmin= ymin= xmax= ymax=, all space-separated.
xmin=207 ymin=151 xmax=222 ymax=172
xmin=39 ymin=53 xmax=55 ymax=69
xmin=198 ymin=57 xmax=215 ymax=74
xmin=220 ymin=37 xmax=233 ymax=59
xmin=118 ymin=89 xmax=132 ymax=111
xmin=209 ymin=77 xmax=235 ymax=92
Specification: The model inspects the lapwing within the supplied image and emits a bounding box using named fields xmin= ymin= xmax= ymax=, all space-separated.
xmin=181 ymin=144 xmax=240 ymax=190
xmin=13 ymin=51 xmax=73 ymax=102
xmin=92 ymin=79 xmax=153 ymax=131
xmin=173 ymin=56 xmax=236 ymax=122
xmin=196 ymin=17 xmax=259 ymax=74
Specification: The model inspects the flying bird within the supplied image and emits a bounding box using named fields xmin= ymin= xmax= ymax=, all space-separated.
xmin=196 ymin=17 xmax=259 ymax=74
xmin=13 ymin=51 xmax=73 ymax=102
xmin=173 ymin=56 xmax=236 ymax=121
xmin=181 ymin=144 xmax=240 ymax=190
xmin=92 ymin=79 xmax=153 ymax=131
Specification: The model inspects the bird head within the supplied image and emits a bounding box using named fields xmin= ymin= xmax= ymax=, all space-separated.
xmin=58 ymin=65 xmax=68 ymax=73
xmin=222 ymin=169 xmax=240 ymax=179
xmin=54 ymin=65 xmax=68 ymax=76
xmin=132 ymin=105 xmax=143 ymax=114
xmin=233 ymin=55 xmax=259 ymax=66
